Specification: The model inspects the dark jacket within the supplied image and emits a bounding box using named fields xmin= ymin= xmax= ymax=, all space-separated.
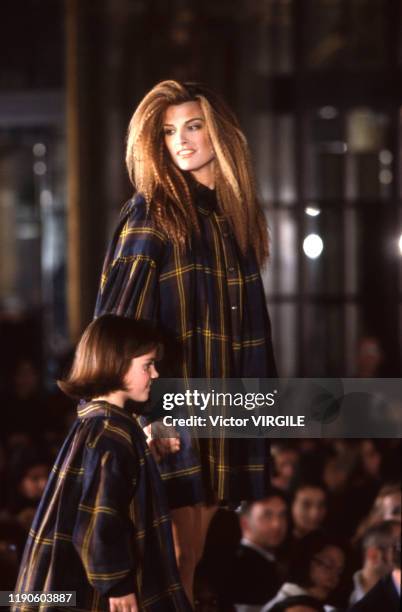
xmin=226 ymin=542 xmax=281 ymax=605
xmin=348 ymin=573 xmax=400 ymax=612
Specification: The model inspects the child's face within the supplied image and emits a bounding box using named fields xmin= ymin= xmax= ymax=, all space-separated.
xmin=123 ymin=349 xmax=159 ymax=403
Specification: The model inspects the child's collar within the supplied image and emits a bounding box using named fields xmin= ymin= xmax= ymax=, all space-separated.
xmin=77 ymin=399 xmax=134 ymax=422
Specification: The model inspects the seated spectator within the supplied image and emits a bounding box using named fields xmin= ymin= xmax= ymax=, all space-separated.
xmin=349 ymin=520 xmax=400 ymax=605
xmin=358 ymin=440 xmax=382 ymax=482
xmin=7 ymin=450 xmax=50 ymax=523
xmin=353 ymin=482 xmax=401 ymax=544
xmin=262 ymin=533 xmax=346 ymax=612
xmin=271 ymin=443 xmax=300 ymax=492
xmin=226 ymin=488 xmax=289 ymax=609
xmin=291 ymin=481 xmax=327 ymax=540
xmin=373 ymin=483 xmax=401 ymax=522
xmin=269 ymin=594 xmax=325 ymax=612
xmin=356 ymin=335 xmax=383 ymax=378
xmin=322 ymin=449 xmax=353 ymax=495
xmin=348 ymin=537 xmax=400 ymax=611
xmin=323 ymin=442 xmax=383 ymax=540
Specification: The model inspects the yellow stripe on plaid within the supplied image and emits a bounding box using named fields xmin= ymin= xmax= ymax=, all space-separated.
xmin=160 ymin=465 xmax=202 ymax=480
xmin=28 ymin=530 xmax=73 ymax=545
xmin=142 ymin=582 xmax=184 ymax=607
xmin=78 ymin=503 xmax=118 ymax=516
xmin=103 ymin=421 xmax=132 ymax=445
xmin=120 ymin=225 xmax=167 ymax=243
xmin=86 ymin=569 xmax=130 ymax=580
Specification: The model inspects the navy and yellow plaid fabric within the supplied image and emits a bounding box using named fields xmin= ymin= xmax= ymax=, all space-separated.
xmin=95 ymin=185 xmax=276 ymax=507
xmin=13 ymin=401 xmax=192 ymax=612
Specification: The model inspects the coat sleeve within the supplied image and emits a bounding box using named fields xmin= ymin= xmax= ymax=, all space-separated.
xmin=95 ymin=198 xmax=167 ymax=321
xmin=72 ymin=442 xmax=139 ymax=597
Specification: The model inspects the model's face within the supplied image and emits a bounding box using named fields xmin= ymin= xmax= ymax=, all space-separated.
xmin=163 ymin=101 xmax=215 ymax=185
xmin=243 ymin=496 xmax=288 ymax=550
xmin=292 ymin=487 xmax=327 ymax=535
xmin=123 ymin=349 xmax=159 ymax=403
xmin=310 ymin=545 xmax=344 ymax=596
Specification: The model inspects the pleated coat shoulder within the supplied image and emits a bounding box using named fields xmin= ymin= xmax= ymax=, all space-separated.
xmin=95 ymin=186 xmax=277 ymax=507
xmin=13 ymin=401 xmax=191 ymax=612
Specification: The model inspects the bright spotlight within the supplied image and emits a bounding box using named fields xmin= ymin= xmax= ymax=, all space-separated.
xmin=303 ymin=234 xmax=324 ymax=259
xmin=305 ymin=206 xmax=321 ymax=217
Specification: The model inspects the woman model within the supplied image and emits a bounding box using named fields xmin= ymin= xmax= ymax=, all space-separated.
xmin=95 ymin=80 xmax=277 ymax=604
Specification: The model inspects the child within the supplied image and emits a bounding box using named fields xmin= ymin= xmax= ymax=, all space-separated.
xmin=13 ymin=314 xmax=191 ymax=612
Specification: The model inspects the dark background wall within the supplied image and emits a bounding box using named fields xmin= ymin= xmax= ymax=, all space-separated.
xmin=0 ymin=0 xmax=401 ymax=379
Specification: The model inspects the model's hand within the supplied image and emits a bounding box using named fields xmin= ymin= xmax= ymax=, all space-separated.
xmin=109 ymin=592 xmax=138 ymax=612
xmin=143 ymin=423 xmax=180 ymax=461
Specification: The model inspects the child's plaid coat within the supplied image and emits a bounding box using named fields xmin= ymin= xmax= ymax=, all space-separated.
xmin=13 ymin=401 xmax=192 ymax=612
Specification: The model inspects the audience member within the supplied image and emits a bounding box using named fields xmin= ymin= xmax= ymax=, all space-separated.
xmin=271 ymin=443 xmax=301 ymax=492
xmin=349 ymin=520 xmax=400 ymax=605
xmin=358 ymin=440 xmax=382 ymax=481
xmin=353 ymin=482 xmax=401 ymax=543
xmin=6 ymin=450 xmax=50 ymax=519
xmin=291 ymin=481 xmax=327 ymax=540
xmin=324 ymin=443 xmax=381 ymax=539
xmin=269 ymin=595 xmax=325 ymax=612
xmin=356 ymin=336 xmax=384 ymax=378
xmin=348 ymin=536 xmax=400 ymax=611
xmin=262 ymin=533 xmax=346 ymax=612
xmin=373 ymin=483 xmax=401 ymax=522
xmin=227 ymin=489 xmax=289 ymax=609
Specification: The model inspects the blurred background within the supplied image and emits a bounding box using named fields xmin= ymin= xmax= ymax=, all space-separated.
xmin=0 ymin=0 xmax=402 ymax=384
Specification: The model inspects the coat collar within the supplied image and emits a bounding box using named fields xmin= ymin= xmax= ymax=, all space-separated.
xmin=77 ymin=400 xmax=135 ymax=423
xmin=193 ymin=182 xmax=217 ymax=216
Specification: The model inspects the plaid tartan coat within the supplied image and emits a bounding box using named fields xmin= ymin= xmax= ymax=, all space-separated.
xmin=95 ymin=184 xmax=276 ymax=507
xmin=13 ymin=401 xmax=192 ymax=612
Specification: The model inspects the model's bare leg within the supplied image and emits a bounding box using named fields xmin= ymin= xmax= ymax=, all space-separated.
xmin=194 ymin=505 xmax=218 ymax=563
xmin=171 ymin=504 xmax=218 ymax=607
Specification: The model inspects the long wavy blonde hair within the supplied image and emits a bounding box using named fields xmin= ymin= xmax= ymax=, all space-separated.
xmin=126 ymin=80 xmax=269 ymax=264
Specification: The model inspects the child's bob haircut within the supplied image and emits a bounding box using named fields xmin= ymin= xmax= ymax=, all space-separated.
xmin=58 ymin=314 xmax=163 ymax=401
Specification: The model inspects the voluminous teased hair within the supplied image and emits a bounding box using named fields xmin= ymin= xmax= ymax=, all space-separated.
xmin=126 ymin=80 xmax=269 ymax=265
xmin=58 ymin=315 xmax=163 ymax=401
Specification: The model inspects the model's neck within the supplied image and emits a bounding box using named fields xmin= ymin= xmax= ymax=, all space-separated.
xmin=190 ymin=165 xmax=215 ymax=190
